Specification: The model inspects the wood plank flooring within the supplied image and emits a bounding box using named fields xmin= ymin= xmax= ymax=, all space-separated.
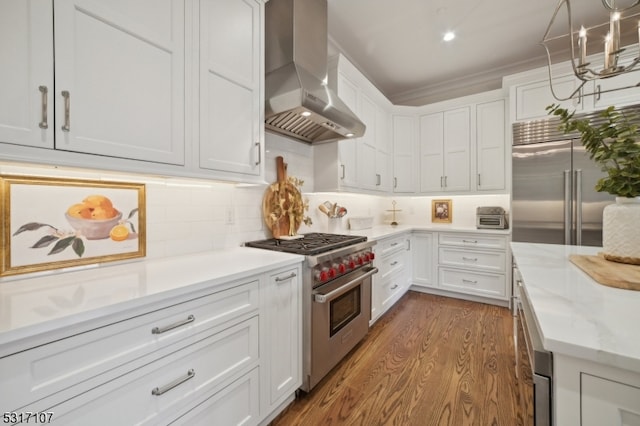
xmin=271 ymin=291 xmax=533 ymax=426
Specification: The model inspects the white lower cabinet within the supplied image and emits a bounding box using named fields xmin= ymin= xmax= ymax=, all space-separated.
xmin=411 ymin=231 xmax=509 ymax=305
xmin=371 ymin=233 xmax=411 ymax=324
xmin=554 ymin=353 xmax=640 ymax=426
xmin=0 ymin=263 xmax=302 ymax=425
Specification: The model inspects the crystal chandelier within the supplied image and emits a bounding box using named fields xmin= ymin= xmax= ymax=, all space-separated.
xmin=541 ymin=0 xmax=640 ymax=101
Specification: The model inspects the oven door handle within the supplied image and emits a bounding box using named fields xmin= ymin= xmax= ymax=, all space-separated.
xmin=314 ymin=267 xmax=378 ymax=303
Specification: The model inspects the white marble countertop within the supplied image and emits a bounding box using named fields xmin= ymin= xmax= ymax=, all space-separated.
xmin=511 ymin=242 xmax=640 ymax=373
xmin=0 ymin=247 xmax=303 ymax=351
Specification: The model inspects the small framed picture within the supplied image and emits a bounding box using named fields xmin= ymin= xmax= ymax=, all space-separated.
xmin=1 ymin=175 xmax=146 ymax=277
xmin=432 ymin=199 xmax=452 ymax=223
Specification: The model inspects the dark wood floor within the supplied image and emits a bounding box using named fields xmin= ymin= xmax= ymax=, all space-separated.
xmin=271 ymin=291 xmax=532 ymax=426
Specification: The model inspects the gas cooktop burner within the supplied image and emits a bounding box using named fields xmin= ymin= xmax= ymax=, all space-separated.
xmin=244 ymin=233 xmax=367 ymax=256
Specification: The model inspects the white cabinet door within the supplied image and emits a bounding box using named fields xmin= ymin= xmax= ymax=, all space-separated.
xmin=442 ymin=107 xmax=470 ymax=192
xmin=336 ymin=73 xmax=359 ymax=188
xmin=357 ymin=93 xmax=378 ymax=190
xmin=412 ymin=232 xmax=436 ymax=288
xmin=476 ymin=99 xmax=506 ymax=191
xmin=419 ymin=112 xmax=444 ymax=192
xmin=53 ymin=0 xmax=185 ymax=165
xmin=265 ymin=267 xmax=301 ymax=406
xmin=0 ymin=0 xmax=54 ymax=149
xmin=392 ymin=115 xmax=418 ymax=193
xmin=199 ymin=0 xmax=262 ymax=176
xmin=515 ymin=74 xmax=581 ymax=121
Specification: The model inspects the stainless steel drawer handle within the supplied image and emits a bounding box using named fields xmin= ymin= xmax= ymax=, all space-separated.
xmin=390 ymin=242 xmax=399 ymax=247
xmin=152 ymin=315 xmax=195 ymax=334
xmin=275 ymin=272 xmax=297 ymax=282
xmin=61 ymin=90 xmax=70 ymax=131
xmin=390 ymin=284 xmax=399 ymax=290
xmin=341 ymin=164 xmax=345 ymax=180
xmin=462 ymin=239 xmax=478 ymax=244
xmin=390 ymin=261 xmax=399 ymax=266
xmin=462 ymin=279 xmax=478 ymax=284
xmin=462 ymin=257 xmax=478 ymax=262
xmin=151 ymin=369 xmax=195 ymax=396
xmin=38 ymin=86 xmax=48 ymax=129
xmin=254 ymin=141 xmax=261 ymax=166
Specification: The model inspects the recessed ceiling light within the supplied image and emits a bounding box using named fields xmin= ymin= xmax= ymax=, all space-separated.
xmin=443 ymin=32 xmax=455 ymax=42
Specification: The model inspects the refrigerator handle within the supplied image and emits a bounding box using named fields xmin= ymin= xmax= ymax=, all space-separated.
xmin=564 ymin=170 xmax=572 ymax=244
xmin=575 ymin=169 xmax=583 ymax=246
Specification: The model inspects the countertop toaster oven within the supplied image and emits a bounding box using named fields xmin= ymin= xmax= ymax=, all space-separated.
xmin=476 ymin=206 xmax=509 ymax=229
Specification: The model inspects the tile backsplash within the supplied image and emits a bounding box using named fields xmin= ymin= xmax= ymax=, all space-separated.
xmin=0 ymin=132 xmax=508 ymax=279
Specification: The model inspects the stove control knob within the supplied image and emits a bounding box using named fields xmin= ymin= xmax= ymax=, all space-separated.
xmin=348 ymin=259 xmax=356 ymax=269
xmin=328 ymin=267 xmax=337 ymax=278
xmin=335 ymin=262 xmax=346 ymax=274
xmin=369 ymin=252 xmax=375 ymax=260
xmin=357 ymin=256 xmax=364 ymax=265
xmin=316 ymin=269 xmax=329 ymax=282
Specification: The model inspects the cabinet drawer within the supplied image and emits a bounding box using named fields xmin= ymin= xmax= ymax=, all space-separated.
xmin=170 ymin=367 xmax=260 ymax=426
xmin=380 ymin=271 xmax=406 ymax=310
xmin=48 ymin=316 xmax=260 ymax=426
xmin=439 ymin=247 xmax=506 ymax=272
xmin=581 ymin=373 xmax=640 ymax=426
xmin=439 ymin=268 xmax=506 ymax=298
xmin=438 ymin=233 xmax=507 ymax=250
xmin=378 ymin=249 xmax=407 ymax=280
xmin=379 ymin=235 xmax=408 ymax=256
xmin=1 ymin=279 xmax=259 ymax=412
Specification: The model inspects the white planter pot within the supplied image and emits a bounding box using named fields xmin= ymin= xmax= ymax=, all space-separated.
xmin=602 ymin=197 xmax=640 ymax=265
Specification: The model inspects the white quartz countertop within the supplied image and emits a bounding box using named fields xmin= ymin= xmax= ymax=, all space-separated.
xmin=346 ymin=224 xmax=510 ymax=241
xmin=0 ymin=247 xmax=303 ymax=350
xmin=511 ymin=242 xmax=640 ymax=373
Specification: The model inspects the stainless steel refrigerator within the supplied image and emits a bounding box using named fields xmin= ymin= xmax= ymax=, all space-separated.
xmin=511 ymin=118 xmax=614 ymax=247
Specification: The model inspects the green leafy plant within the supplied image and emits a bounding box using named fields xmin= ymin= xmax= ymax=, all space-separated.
xmin=547 ymin=104 xmax=640 ymax=197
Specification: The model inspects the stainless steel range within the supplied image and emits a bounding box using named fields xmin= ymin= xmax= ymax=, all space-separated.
xmin=245 ymin=233 xmax=378 ymax=392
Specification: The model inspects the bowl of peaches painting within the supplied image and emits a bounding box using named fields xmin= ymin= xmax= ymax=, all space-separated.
xmin=65 ymin=194 xmax=126 ymax=240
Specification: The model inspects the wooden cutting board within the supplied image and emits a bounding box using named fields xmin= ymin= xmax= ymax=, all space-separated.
xmin=262 ymin=156 xmax=303 ymax=238
xmin=569 ymin=254 xmax=640 ymax=291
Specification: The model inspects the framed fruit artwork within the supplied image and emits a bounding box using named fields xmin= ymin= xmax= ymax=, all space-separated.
xmin=0 ymin=175 xmax=146 ymax=277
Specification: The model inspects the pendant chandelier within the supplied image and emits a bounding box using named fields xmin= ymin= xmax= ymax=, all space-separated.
xmin=541 ymin=0 xmax=640 ymax=101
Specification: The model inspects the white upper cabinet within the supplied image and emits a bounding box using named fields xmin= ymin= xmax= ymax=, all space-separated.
xmin=420 ymin=107 xmax=471 ymax=193
xmin=357 ymin=93 xmax=379 ymax=190
xmin=198 ymin=0 xmax=263 ymax=178
xmin=476 ymin=99 xmax=506 ymax=191
xmin=53 ymin=0 xmax=185 ymax=165
xmin=0 ymin=0 xmax=53 ymax=149
xmin=392 ymin=114 xmax=418 ymax=193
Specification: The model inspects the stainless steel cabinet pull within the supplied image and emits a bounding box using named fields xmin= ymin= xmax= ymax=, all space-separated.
xmin=151 ymin=369 xmax=195 ymax=396
xmin=444 ymin=176 xmax=447 ymax=187
xmin=462 ymin=239 xmax=477 ymax=244
xmin=61 ymin=90 xmax=70 ymax=131
xmin=341 ymin=164 xmax=345 ymax=180
xmin=462 ymin=279 xmax=478 ymax=284
xmin=393 ymin=177 xmax=398 ymax=188
xmin=254 ymin=141 xmax=261 ymax=166
xmin=390 ymin=261 xmax=399 ymax=266
xmin=407 ymin=239 xmax=411 ymax=250
xmin=477 ymin=173 xmax=481 ymax=187
xmin=596 ymin=84 xmax=601 ymax=101
xmin=390 ymin=242 xmax=399 ymax=247
xmin=152 ymin=315 xmax=195 ymax=334
xmin=275 ymin=272 xmax=297 ymax=282
xmin=376 ymin=174 xmax=381 ymax=186
xmin=440 ymin=176 xmax=443 ymax=187
xmin=462 ymin=257 xmax=478 ymax=262
xmin=390 ymin=284 xmax=399 ymax=290
xmin=38 ymin=86 xmax=48 ymax=129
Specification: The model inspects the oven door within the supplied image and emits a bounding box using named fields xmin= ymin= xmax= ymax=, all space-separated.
xmin=309 ymin=266 xmax=377 ymax=390
xmin=516 ymin=279 xmax=553 ymax=426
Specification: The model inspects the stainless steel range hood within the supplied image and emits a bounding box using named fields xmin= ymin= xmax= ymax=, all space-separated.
xmin=265 ymin=0 xmax=365 ymax=144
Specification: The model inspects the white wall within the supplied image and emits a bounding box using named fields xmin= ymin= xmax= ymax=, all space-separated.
xmin=0 ymin=132 xmax=508 ymax=281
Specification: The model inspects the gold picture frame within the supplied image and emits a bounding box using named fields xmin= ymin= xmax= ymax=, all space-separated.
xmin=432 ymin=199 xmax=452 ymax=223
xmin=1 ymin=175 xmax=146 ymax=277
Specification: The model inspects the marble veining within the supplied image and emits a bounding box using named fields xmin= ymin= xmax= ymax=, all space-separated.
xmin=511 ymin=242 xmax=640 ymax=373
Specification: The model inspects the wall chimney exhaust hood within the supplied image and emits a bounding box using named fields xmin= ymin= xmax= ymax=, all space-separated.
xmin=265 ymin=0 xmax=365 ymax=144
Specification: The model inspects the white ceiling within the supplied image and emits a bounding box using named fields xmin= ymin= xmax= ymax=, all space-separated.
xmin=327 ymin=0 xmax=631 ymax=106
